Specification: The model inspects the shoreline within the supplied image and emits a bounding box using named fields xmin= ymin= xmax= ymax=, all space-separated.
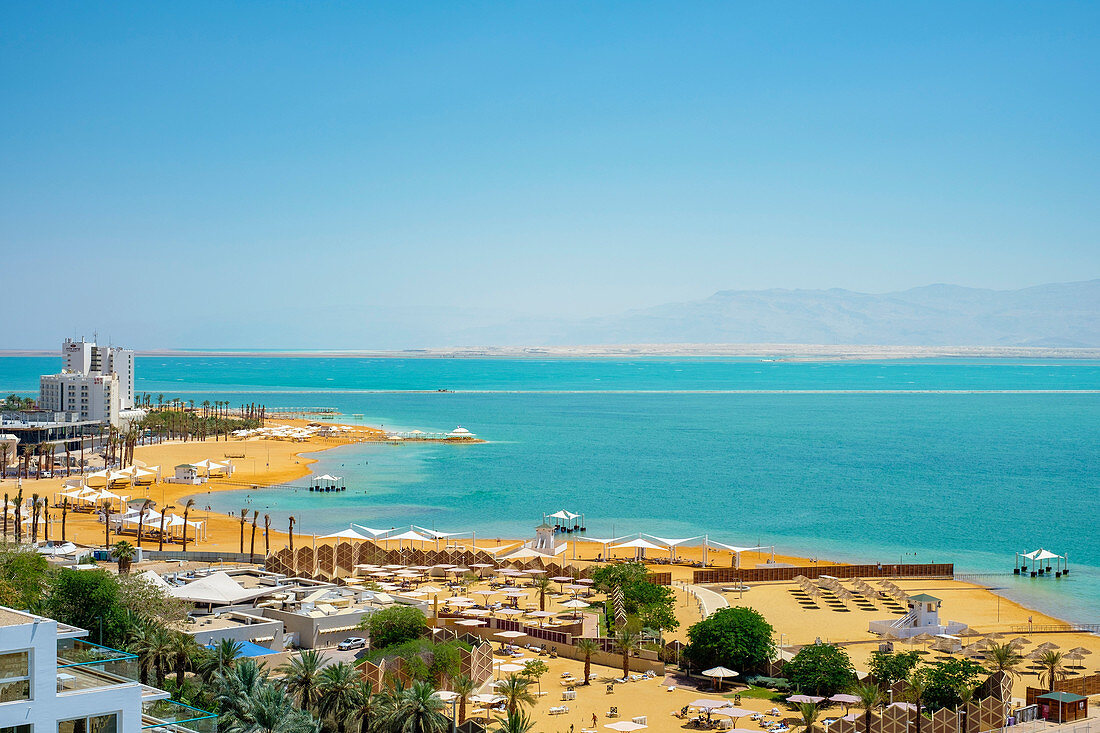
xmin=8 ymin=420 xmax=1092 ymax=637
xmin=4 ymin=344 xmax=1100 ymax=360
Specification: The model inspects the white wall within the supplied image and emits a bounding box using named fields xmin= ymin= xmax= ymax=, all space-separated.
xmin=0 ymin=616 xmax=145 ymax=733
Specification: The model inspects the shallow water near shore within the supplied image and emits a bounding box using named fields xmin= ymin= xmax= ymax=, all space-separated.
xmin=2 ymin=356 xmax=1098 ymax=623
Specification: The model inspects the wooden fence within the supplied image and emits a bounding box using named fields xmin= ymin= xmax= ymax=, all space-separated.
xmin=693 ymin=563 xmax=954 ymax=584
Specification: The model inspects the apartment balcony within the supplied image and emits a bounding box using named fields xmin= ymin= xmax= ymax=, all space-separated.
xmin=142 ymin=699 xmax=217 ymax=733
xmin=56 ymin=638 xmax=165 ymax=700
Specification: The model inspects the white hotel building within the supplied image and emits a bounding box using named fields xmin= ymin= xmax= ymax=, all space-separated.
xmin=0 ymin=606 xmax=213 ymax=733
xmin=37 ymin=340 xmax=137 ymax=428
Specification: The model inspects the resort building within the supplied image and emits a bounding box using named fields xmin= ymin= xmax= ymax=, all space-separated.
xmin=38 ymin=338 xmax=142 ymax=427
xmin=0 ymin=605 xmax=213 ymax=733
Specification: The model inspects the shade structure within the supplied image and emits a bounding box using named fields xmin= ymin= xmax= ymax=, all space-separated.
xmin=830 ymin=694 xmax=861 ymax=704
xmin=713 ymin=708 xmax=756 ymax=718
xmin=384 ymin=530 xmax=432 ymax=543
xmin=612 ymin=538 xmax=666 ymax=551
xmin=495 ymin=663 xmax=525 ymax=673
xmin=319 ymin=528 xmax=372 ymax=541
xmin=690 ymin=700 xmax=729 ymax=709
xmin=455 ymin=619 xmax=486 ymax=627
xmin=434 ymin=690 xmax=459 ymax=702
xmin=702 ymin=665 xmax=738 ymax=691
xmin=605 ymin=723 xmax=647 ymax=732
xmin=494 ymin=630 xmax=527 ymax=639
xmin=561 ymin=599 xmax=589 ymax=609
xmin=788 ymin=695 xmax=826 ymax=704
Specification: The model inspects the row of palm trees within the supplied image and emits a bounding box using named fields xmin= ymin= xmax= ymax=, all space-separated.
xmin=188 ymin=641 xmax=538 ymax=733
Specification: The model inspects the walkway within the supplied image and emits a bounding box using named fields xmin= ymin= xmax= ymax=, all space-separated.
xmin=686 ymin=584 xmax=729 ymax=618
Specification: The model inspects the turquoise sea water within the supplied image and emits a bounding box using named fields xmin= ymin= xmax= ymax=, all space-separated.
xmin=1 ymin=356 xmax=1097 ymax=622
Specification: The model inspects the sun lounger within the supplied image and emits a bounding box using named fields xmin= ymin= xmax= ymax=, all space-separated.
xmin=549 ymin=706 xmax=569 ymax=715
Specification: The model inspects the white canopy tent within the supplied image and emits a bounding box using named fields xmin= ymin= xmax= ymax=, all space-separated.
xmin=705 ymin=539 xmax=774 ymax=569
xmin=643 ymin=534 xmax=704 ymax=562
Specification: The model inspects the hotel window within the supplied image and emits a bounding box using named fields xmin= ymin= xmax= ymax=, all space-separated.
xmin=57 ymin=715 xmax=116 ymax=733
xmin=2 ymin=726 xmax=32 ymax=733
xmin=0 ymin=650 xmax=31 ymax=703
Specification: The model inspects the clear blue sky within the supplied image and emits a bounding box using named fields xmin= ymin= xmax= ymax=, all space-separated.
xmin=2 ymin=2 xmax=1098 ymax=348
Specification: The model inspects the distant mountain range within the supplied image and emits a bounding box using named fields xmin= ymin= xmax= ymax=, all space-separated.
xmin=460 ymin=279 xmax=1100 ymax=348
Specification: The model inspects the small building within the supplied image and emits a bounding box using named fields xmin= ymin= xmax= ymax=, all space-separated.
xmin=1036 ymin=692 xmax=1088 ymax=723
xmin=869 ymin=593 xmax=967 ymax=638
xmin=446 ymin=426 xmax=475 ymax=440
xmin=167 ymin=464 xmax=206 ymax=484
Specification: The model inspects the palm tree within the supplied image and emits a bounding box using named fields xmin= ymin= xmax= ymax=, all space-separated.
xmin=614 ymin=627 xmax=640 ymax=680
xmin=350 ymin=680 xmax=384 ymax=733
xmin=60 ymin=497 xmax=69 ymax=542
xmin=112 ymin=540 xmax=137 ymax=574
xmin=492 ymin=710 xmax=535 ymax=733
xmin=852 ymin=682 xmax=882 ymax=733
xmin=249 ymin=510 xmax=259 ymax=563
xmin=103 ymin=503 xmax=112 ymax=548
xmin=169 ymin=631 xmax=198 ymax=688
xmin=239 ymin=508 xmax=249 ymax=553
xmin=279 ymin=649 xmax=327 ymax=712
xmin=903 ymin=669 xmax=929 ymax=733
xmin=797 ymin=702 xmax=820 ymax=733
xmin=1036 ymin=650 xmax=1067 ymax=692
xmin=495 ymin=673 xmax=535 ymax=715
xmin=181 ymin=498 xmax=196 ymax=551
xmin=452 ymin=675 xmax=475 ymax=725
xmin=386 ymin=680 xmax=449 ymax=733
xmin=575 ymin=638 xmax=600 ymax=685
xmin=221 ymin=680 xmax=316 ymax=733
xmin=149 ymin=628 xmax=174 ymax=688
xmin=317 ymin=662 xmax=359 ymax=733
xmin=984 ymin=641 xmax=1024 ymax=679
xmin=136 ymin=498 xmax=153 ymax=548
xmin=531 ymin=575 xmax=552 ymax=611
xmin=199 ymin=638 xmax=244 ymax=682
xmin=288 ymin=515 xmax=296 ymax=556
xmin=158 ymin=503 xmax=175 ymax=551
xmin=263 ymin=514 xmax=271 ymax=554
xmin=128 ymin=624 xmax=153 ymax=685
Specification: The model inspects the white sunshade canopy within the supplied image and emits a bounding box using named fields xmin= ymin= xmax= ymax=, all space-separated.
xmin=561 ymin=599 xmax=590 ymax=609
xmin=605 ymin=722 xmax=647 ymax=732
xmin=612 ymin=538 xmax=666 ymax=551
xmin=1025 ymin=548 xmax=1063 ymax=561
xmin=494 ymin=630 xmax=527 ymax=639
xmin=351 ymin=524 xmax=394 ymax=538
xmin=412 ymin=525 xmax=466 ymax=539
xmin=384 ymin=530 xmax=432 ymax=542
xmin=643 ymin=534 xmax=704 ymax=547
xmin=547 ymin=510 xmax=580 ymax=520
xmin=706 ymin=540 xmax=771 ymax=554
xmin=319 ymin=528 xmax=372 ymax=541
xmin=702 ymin=666 xmax=738 ymax=678
xmin=171 ymin=571 xmax=270 ymax=605
xmin=502 ymin=547 xmax=549 ymax=560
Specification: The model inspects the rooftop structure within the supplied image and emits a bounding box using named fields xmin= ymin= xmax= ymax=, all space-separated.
xmin=0 ymin=605 xmax=214 ymax=733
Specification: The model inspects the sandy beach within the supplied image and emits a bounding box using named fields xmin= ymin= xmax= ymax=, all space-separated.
xmin=7 ymin=418 xmax=1099 ymax=726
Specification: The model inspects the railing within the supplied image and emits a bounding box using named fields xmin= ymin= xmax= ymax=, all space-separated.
xmin=1010 ymin=623 xmax=1100 ymax=634
xmin=56 ymin=638 xmax=149 ymax=697
xmin=142 ymin=699 xmax=218 ymax=733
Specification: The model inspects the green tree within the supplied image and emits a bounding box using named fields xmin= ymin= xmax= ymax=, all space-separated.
xmin=112 ymin=540 xmax=136 ymax=574
xmin=0 ymin=543 xmax=48 ymax=609
xmin=520 ymin=658 xmax=549 ymax=695
xmin=200 ymin=639 xmax=244 ymax=682
xmin=683 ymin=606 xmax=775 ymax=673
xmin=614 ymin=627 xmax=641 ymax=680
xmin=496 ymin=673 xmax=536 ymax=715
xmin=921 ymin=658 xmax=986 ymax=710
xmin=868 ymin=650 xmax=921 ymax=689
xmin=493 ymin=710 xmax=536 ymax=733
xmin=797 ymin=702 xmax=820 ymax=733
xmin=317 ymin=662 xmax=359 ymax=733
xmin=531 ymin=575 xmax=552 ymax=611
xmin=452 ymin=675 xmax=475 ymax=724
xmin=851 ymin=682 xmax=883 ymax=733
xmin=359 ymin=606 xmax=428 ymax=649
xmin=221 ymin=679 xmax=317 ymax=733
xmin=784 ymin=643 xmax=855 ymax=696
xmin=350 ymin=680 xmax=384 ymax=733
xmin=1035 ymin=650 xmax=1067 ymax=693
xmin=575 ymin=638 xmax=601 ymax=685
xmin=983 ymin=642 xmax=1024 ymax=680
xmin=903 ymin=669 xmax=929 ymax=733
xmin=386 ymin=680 xmax=448 ymax=733
xmin=169 ymin=631 xmax=198 ymax=689
xmin=279 ymin=649 xmax=328 ymax=712
xmin=590 ymin=561 xmax=679 ymax=632
xmin=45 ymin=569 xmax=131 ymax=646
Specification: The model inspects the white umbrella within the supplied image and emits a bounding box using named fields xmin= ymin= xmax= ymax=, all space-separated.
xmin=702 ymin=666 xmax=738 ymax=691
xmin=494 ymin=630 xmax=526 ymax=639
xmin=605 ymin=723 xmax=647 ymax=732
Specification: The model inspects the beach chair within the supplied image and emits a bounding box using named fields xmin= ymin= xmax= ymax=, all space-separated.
xmin=605 ymin=684 xmax=614 ymax=694
xmin=607 ymin=707 xmax=619 ymax=718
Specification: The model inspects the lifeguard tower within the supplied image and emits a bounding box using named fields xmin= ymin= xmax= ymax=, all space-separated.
xmin=869 ymin=593 xmax=967 ymax=639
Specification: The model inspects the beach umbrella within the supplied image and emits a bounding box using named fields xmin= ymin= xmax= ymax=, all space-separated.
xmin=713 ymin=708 xmax=755 ymax=719
xmin=550 ymin=576 xmax=573 ymax=582
xmin=455 ymin=619 xmax=486 ymax=627
xmin=702 ymin=666 xmax=738 ymax=691
xmin=788 ymin=695 xmax=826 ymax=704
xmin=605 ymin=722 xmax=647 ymax=732
xmin=1008 ymin=637 xmax=1031 ymax=647
xmin=495 ymin=609 xmax=524 ymax=616
xmin=830 ymin=694 xmax=861 ymax=705
xmin=495 ymin=663 xmax=525 ymax=674
xmin=1068 ymin=647 xmax=1092 ymax=656
xmin=690 ymin=700 xmax=729 ymax=709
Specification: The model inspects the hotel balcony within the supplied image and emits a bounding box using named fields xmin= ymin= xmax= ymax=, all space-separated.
xmin=56 ymin=639 xmax=217 ymax=731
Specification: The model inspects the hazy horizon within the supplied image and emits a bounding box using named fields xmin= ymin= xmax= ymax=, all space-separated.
xmin=3 ymin=3 xmax=1098 ymax=347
